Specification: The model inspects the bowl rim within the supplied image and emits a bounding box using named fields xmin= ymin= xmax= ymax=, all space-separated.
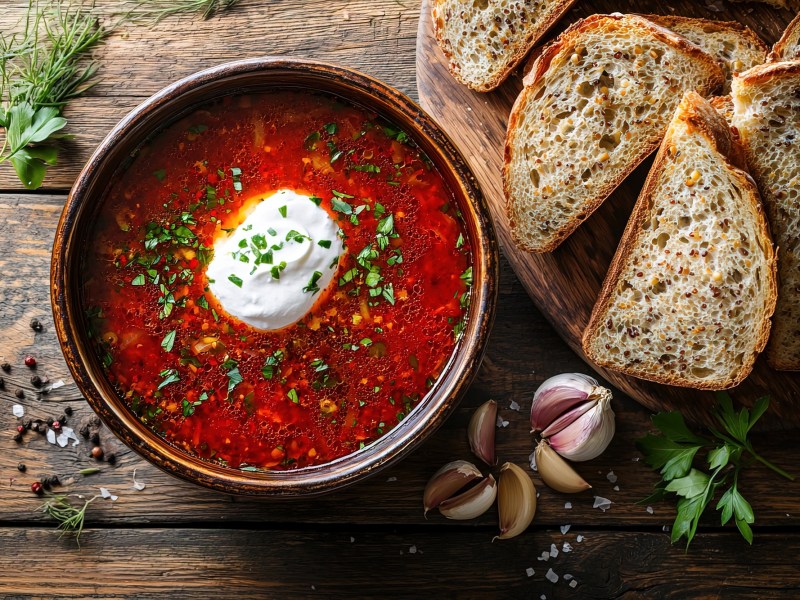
xmin=51 ymin=56 xmax=498 ymax=497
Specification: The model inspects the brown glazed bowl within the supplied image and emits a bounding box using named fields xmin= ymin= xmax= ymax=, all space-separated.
xmin=51 ymin=57 xmax=498 ymax=497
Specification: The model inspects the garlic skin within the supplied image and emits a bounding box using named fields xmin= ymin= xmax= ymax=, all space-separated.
xmin=439 ymin=474 xmax=497 ymax=520
xmin=468 ymin=399 xmax=498 ymax=466
xmin=534 ymin=440 xmax=592 ymax=494
xmin=423 ymin=460 xmax=482 ymax=515
xmin=530 ymin=373 xmax=615 ymax=462
xmin=496 ymin=462 xmax=537 ymax=540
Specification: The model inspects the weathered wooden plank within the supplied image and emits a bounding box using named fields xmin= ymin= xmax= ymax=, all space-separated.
xmin=0 ymin=527 xmax=799 ymax=598
xmin=1 ymin=194 xmax=798 ymax=529
xmin=0 ymin=0 xmax=420 ymax=190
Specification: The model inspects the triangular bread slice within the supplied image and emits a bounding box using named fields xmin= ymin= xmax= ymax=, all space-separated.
xmin=771 ymin=13 xmax=800 ymax=61
xmin=431 ymin=0 xmax=577 ymax=92
xmin=504 ymin=14 xmax=725 ymax=253
xmin=583 ymin=91 xmax=776 ymax=389
xmin=643 ymin=15 xmax=768 ymax=93
xmin=731 ymin=60 xmax=800 ymax=370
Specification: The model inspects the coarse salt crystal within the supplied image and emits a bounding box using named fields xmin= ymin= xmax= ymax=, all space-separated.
xmin=593 ymin=496 xmax=612 ymax=511
xmin=646 ymin=506 xmax=654 ymax=515
xmin=12 ymin=404 xmax=24 ymax=418
xmin=545 ymin=568 xmax=558 ymax=583
xmin=46 ymin=429 xmax=56 ymax=445
xmin=538 ymin=551 xmax=550 ymax=561
xmin=613 ymin=485 xmax=620 ymax=491
xmin=564 ymin=501 xmax=572 ymax=509
xmin=132 ymin=469 xmax=146 ymax=491
xmin=496 ymin=415 xmax=509 ymax=428
xmin=526 ymin=567 xmax=535 ymax=577
xmin=550 ymin=543 xmax=559 ymax=558
xmin=606 ymin=470 xmax=618 ymax=483
xmin=409 ymin=545 xmax=417 ymax=554
xmin=529 ymin=451 xmax=537 ymax=472
xmin=540 ymin=595 xmax=546 ymax=600
xmin=50 ymin=380 xmax=65 ymax=390
xmin=563 ymin=574 xmax=573 ymax=581
xmin=562 ymin=542 xmax=573 ymax=553
xmin=387 ymin=477 xmax=397 ymax=482
xmin=350 ymin=537 xmax=355 ymax=543
xmin=662 ymin=525 xmax=670 ymax=533
xmin=509 ymin=400 xmax=521 ymax=412
xmin=569 ymin=580 xmax=578 ymax=589
xmin=56 ymin=432 xmax=69 ymax=447
xmin=560 ymin=524 xmax=571 ymax=534
xmin=576 ymin=535 xmax=584 ymax=542
xmin=100 ymin=487 xmax=118 ymax=501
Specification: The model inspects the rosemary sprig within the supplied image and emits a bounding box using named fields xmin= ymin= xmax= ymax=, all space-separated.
xmin=37 ymin=494 xmax=97 ymax=546
xmin=0 ymin=1 xmax=106 ymax=189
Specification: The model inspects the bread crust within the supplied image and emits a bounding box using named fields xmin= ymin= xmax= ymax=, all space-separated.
xmin=504 ymin=13 xmax=725 ymax=253
xmin=771 ymin=13 xmax=800 ymax=62
xmin=643 ymin=14 xmax=769 ymax=56
xmin=733 ymin=60 xmax=800 ymax=370
xmin=431 ymin=0 xmax=578 ymax=92
xmin=582 ymin=91 xmax=777 ymax=389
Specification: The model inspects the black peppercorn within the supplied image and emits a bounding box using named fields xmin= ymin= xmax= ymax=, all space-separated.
xmin=12 ymin=432 xmax=23 ymax=443
xmin=30 ymin=318 xmax=43 ymax=332
xmin=79 ymin=425 xmax=90 ymax=438
xmin=90 ymin=432 xmax=100 ymax=445
xmin=0 ymin=377 xmax=4 ymax=389
xmin=58 ymin=414 xmax=67 ymax=425
xmin=31 ymin=422 xmax=40 ymax=433
xmin=1 ymin=362 xmax=10 ymax=373
xmin=46 ymin=417 xmax=54 ymax=427
xmin=106 ymin=453 xmax=117 ymax=466
xmin=15 ymin=389 xmax=24 ymax=399
xmin=17 ymin=463 xmax=26 ymax=473
xmin=30 ymin=375 xmax=42 ymax=387
xmin=40 ymin=476 xmax=51 ymax=490
xmin=23 ymin=419 xmax=32 ymax=430
xmin=47 ymin=475 xmax=60 ymax=486
xmin=64 ymin=406 xmax=73 ymax=416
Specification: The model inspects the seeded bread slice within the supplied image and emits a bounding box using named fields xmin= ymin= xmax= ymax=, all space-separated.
xmin=583 ymin=91 xmax=776 ymax=389
xmin=731 ymin=0 xmax=800 ymax=9
xmin=504 ymin=14 xmax=725 ymax=253
xmin=731 ymin=61 xmax=800 ymax=370
xmin=772 ymin=14 xmax=800 ymax=61
xmin=431 ymin=0 xmax=577 ymax=92
xmin=643 ymin=15 xmax=768 ymax=93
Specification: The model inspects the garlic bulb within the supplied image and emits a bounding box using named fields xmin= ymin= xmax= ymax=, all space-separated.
xmin=530 ymin=373 xmax=615 ymax=462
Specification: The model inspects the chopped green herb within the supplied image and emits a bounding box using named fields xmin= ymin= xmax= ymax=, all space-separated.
xmin=318 ymin=239 xmax=332 ymax=249
xmin=460 ymin=267 xmax=473 ymax=286
xmin=270 ymin=261 xmax=287 ymax=280
xmin=197 ymin=295 xmax=209 ymax=310
xmin=187 ymin=124 xmax=208 ymax=134
xmin=228 ymin=274 xmax=243 ymax=287
xmin=230 ymin=167 xmax=242 ymax=192
xmin=456 ymin=233 xmax=464 ymax=249
xmin=279 ymin=205 xmax=287 ymax=218
xmin=331 ymin=189 xmax=354 ymax=199
xmin=353 ymin=163 xmax=380 ymax=173
xmin=331 ymin=197 xmax=353 ymax=214
xmin=157 ymin=368 xmax=180 ymax=390
xmin=131 ymin=274 xmax=146 ymax=286
xmin=161 ymin=330 xmax=176 ymax=352
xmin=304 ymin=131 xmax=320 ymax=150
xmin=303 ymin=271 xmax=323 ymax=294
xmin=153 ymin=168 xmax=166 ymax=182
xmin=287 ymin=388 xmax=299 ymax=404
xmin=262 ymin=349 xmax=285 ymax=380
xmin=323 ymin=122 xmax=338 ymax=135
xmin=310 ymin=196 xmax=323 ymax=206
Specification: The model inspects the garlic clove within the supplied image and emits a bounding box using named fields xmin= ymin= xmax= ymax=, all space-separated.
xmin=530 ymin=373 xmax=600 ymax=432
xmin=439 ymin=474 xmax=497 ymax=520
xmin=535 ymin=440 xmax=592 ymax=494
xmin=495 ymin=462 xmax=537 ymax=540
xmin=547 ymin=394 xmax=615 ymax=462
xmin=468 ymin=399 xmax=498 ymax=466
xmin=423 ymin=460 xmax=482 ymax=515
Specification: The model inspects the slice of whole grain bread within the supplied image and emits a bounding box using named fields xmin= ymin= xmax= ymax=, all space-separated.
xmin=771 ymin=13 xmax=800 ymax=61
xmin=432 ymin=0 xmax=577 ymax=92
xmin=731 ymin=60 xmax=800 ymax=370
xmin=504 ymin=14 xmax=725 ymax=253
xmin=643 ymin=15 xmax=768 ymax=93
xmin=583 ymin=91 xmax=776 ymax=389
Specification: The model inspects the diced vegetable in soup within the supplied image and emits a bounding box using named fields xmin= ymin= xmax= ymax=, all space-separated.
xmin=82 ymin=91 xmax=472 ymax=470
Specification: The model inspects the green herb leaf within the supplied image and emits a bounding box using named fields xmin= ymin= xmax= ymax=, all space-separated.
xmin=161 ymin=330 xmax=176 ymax=352
xmin=279 ymin=205 xmax=288 ymax=218
xmin=157 ymin=368 xmax=180 ymax=390
xmin=228 ymin=274 xmax=243 ymax=287
xmin=287 ymin=388 xmax=299 ymax=404
xmin=131 ymin=274 xmax=146 ymax=286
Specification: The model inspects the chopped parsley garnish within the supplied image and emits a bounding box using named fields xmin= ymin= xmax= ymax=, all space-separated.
xmin=339 ymin=268 xmax=359 ymax=286
xmin=287 ymin=388 xmax=300 ymax=404
xmin=228 ymin=274 xmax=243 ymax=287
xmin=381 ymin=124 xmax=409 ymax=143
xmin=323 ymin=122 xmax=338 ymax=135
xmin=131 ymin=274 xmax=146 ymax=286
xmin=153 ymin=168 xmax=166 ymax=182
xmin=262 ymin=350 xmax=285 ymax=380
xmin=285 ymin=229 xmax=310 ymax=243
xmin=460 ymin=267 xmax=473 ymax=286
xmin=456 ymin=233 xmax=464 ymax=249
xmin=352 ymin=163 xmax=380 ymax=173
xmin=310 ymin=358 xmax=328 ymax=372
xmin=278 ymin=205 xmax=288 ymax=218
xmin=187 ymin=124 xmax=208 ymax=134
xmin=327 ymin=141 xmax=343 ymax=164
xmin=318 ymin=239 xmax=332 ymax=249
xmin=223 ymin=359 xmax=243 ymax=396
xmin=230 ymin=167 xmax=242 ymax=192
xmin=304 ymin=131 xmax=320 ymax=150
xmin=303 ymin=271 xmax=323 ymax=294
xmin=270 ymin=261 xmax=287 ymax=280
xmin=197 ymin=295 xmax=209 ymax=310
xmin=331 ymin=189 xmax=354 ymax=199
xmin=310 ymin=196 xmax=323 ymax=206
xmin=157 ymin=368 xmax=180 ymax=390
xmin=331 ymin=197 xmax=353 ymax=215
xmin=161 ymin=330 xmax=176 ymax=352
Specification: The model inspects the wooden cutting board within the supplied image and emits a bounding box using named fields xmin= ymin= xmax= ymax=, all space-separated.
xmin=416 ymin=0 xmax=799 ymax=428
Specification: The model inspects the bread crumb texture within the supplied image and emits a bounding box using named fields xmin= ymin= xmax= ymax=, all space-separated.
xmin=773 ymin=15 xmax=800 ymax=61
xmin=585 ymin=93 xmax=774 ymax=387
xmin=732 ymin=63 xmax=800 ymax=368
xmin=505 ymin=16 xmax=722 ymax=252
xmin=433 ymin=0 xmax=567 ymax=91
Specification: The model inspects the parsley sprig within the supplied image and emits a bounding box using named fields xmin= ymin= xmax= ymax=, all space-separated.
xmin=637 ymin=393 xmax=793 ymax=548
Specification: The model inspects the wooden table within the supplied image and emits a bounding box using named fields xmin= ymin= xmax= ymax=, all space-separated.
xmin=1 ymin=1 xmax=799 ymax=597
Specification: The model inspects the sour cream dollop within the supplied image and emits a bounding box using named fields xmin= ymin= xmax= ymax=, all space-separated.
xmin=206 ymin=189 xmax=343 ymax=330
